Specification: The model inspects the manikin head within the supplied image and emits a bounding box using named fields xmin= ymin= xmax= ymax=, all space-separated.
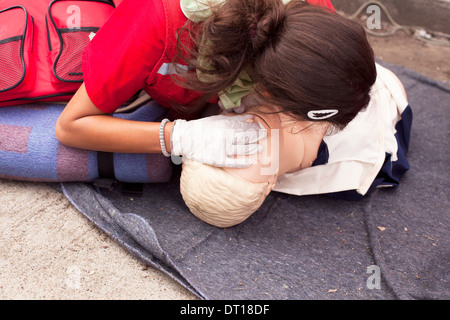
xmin=180 ymin=112 xmax=282 ymax=228
xmin=180 ymin=160 xmax=274 ymax=228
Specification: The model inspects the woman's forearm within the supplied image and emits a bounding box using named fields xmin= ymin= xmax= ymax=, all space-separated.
xmin=55 ymin=83 xmax=173 ymax=154
xmin=57 ymin=115 xmax=173 ymax=154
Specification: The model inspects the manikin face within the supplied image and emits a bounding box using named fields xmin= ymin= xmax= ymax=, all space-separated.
xmin=223 ymin=112 xmax=282 ymax=196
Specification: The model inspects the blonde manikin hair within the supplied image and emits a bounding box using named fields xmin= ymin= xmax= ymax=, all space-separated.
xmin=180 ymin=160 xmax=269 ymax=228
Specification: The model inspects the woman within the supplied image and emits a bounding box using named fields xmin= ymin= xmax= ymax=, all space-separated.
xmin=55 ymin=0 xmax=374 ymax=170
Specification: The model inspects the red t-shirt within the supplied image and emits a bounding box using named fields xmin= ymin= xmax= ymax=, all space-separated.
xmin=82 ymin=0 xmax=335 ymax=114
xmin=308 ymin=0 xmax=334 ymax=10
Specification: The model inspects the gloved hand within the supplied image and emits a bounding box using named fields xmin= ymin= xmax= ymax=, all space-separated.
xmin=171 ymin=114 xmax=266 ymax=168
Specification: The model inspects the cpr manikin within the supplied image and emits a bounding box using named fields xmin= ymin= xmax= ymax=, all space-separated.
xmin=180 ymin=107 xmax=326 ymax=228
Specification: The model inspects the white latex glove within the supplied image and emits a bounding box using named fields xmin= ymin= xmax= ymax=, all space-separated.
xmin=171 ymin=114 xmax=266 ymax=168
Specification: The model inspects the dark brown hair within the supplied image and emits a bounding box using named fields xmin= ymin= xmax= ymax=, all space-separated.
xmin=174 ymin=0 xmax=377 ymax=130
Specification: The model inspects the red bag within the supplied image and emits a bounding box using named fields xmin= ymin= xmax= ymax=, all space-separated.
xmin=0 ymin=0 xmax=115 ymax=106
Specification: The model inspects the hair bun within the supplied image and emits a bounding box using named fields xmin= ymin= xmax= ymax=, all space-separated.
xmin=248 ymin=0 xmax=287 ymax=53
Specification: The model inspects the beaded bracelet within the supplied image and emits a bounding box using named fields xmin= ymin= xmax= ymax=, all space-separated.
xmin=159 ymin=118 xmax=171 ymax=157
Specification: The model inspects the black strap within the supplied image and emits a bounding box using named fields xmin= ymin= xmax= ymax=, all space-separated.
xmin=95 ymin=151 xmax=144 ymax=196
xmin=94 ymin=151 xmax=115 ymax=189
xmin=97 ymin=151 xmax=115 ymax=179
xmin=121 ymin=182 xmax=144 ymax=197
xmin=94 ymin=151 xmax=144 ymax=196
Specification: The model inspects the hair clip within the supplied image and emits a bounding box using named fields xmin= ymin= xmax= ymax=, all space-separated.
xmin=307 ymin=109 xmax=339 ymax=120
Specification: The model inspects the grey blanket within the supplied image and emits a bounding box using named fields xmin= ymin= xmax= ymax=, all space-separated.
xmin=57 ymin=62 xmax=450 ymax=300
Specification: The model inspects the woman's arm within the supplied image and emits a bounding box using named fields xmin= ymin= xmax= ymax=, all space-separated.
xmin=55 ymin=83 xmax=173 ymax=154
xmin=56 ymin=83 xmax=265 ymax=168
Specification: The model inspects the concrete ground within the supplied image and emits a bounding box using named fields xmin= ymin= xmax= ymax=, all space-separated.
xmin=1 ymin=7 xmax=449 ymax=300
xmin=368 ymin=31 xmax=450 ymax=82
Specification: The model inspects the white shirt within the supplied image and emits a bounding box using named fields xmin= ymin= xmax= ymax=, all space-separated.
xmin=274 ymin=64 xmax=409 ymax=197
